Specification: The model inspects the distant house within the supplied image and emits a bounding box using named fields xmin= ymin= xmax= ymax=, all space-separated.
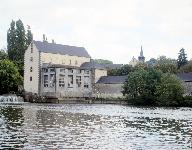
xmin=177 ymin=73 xmax=192 ymax=96
xmin=24 ymin=40 xmax=107 ymax=99
xmin=95 ymin=76 xmax=127 ymax=98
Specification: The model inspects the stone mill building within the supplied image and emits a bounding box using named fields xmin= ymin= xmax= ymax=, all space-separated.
xmin=24 ymin=39 xmax=107 ymax=99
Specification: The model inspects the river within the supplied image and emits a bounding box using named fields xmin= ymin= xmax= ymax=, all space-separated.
xmin=0 ymin=103 xmax=191 ymax=149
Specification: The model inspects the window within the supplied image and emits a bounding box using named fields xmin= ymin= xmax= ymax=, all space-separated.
xmin=31 ymin=43 xmax=33 ymax=53
xmin=76 ymin=69 xmax=81 ymax=74
xmin=50 ymin=74 xmax=55 ymax=87
xmin=84 ymin=76 xmax=89 ymax=88
xmin=30 ymin=76 xmax=32 ymax=81
xmin=85 ymin=70 xmax=89 ymax=74
xmin=76 ymin=76 xmax=81 ymax=87
xmin=84 ymin=84 xmax=89 ymax=88
xmin=30 ymin=67 xmax=33 ymax=72
xmin=44 ymin=75 xmax=48 ymax=87
xmin=30 ymin=57 xmax=33 ymax=62
xmin=69 ymin=60 xmax=71 ymax=65
xmin=43 ymin=68 xmax=48 ymax=73
xmin=80 ymin=70 xmax=84 ymax=73
xmin=68 ymin=69 xmax=73 ymax=73
xmin=60 ymin=68 xmax=65 ymax=73
xmin=75 ymin=60 xmax=78 ymax=65
xmin=59 ymin=74 xmax=65 ymax=87
xmin=68 ymin=75 xmax=73 ymax=88
xmin=50 ymin=68 xmax=55 ymax=72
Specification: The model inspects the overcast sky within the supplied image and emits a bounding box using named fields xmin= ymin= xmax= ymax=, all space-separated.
xmin=0 ymin=0 xmax=192 ymax=64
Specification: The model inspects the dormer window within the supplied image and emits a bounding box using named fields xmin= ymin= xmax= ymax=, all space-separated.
xmin=30 ymin=67 xmax=33 ymax=72
xmin=30 ymin=57 xmax=33 ymax=62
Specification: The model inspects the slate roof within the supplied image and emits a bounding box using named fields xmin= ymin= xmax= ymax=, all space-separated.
xmin=42 ymin=63 xmax=79 ymax=69
xmin=177 ymin=73 xmax=192 ymax=82
xmin=34 ymin=41 xmax=91 ymax=58
xmin=80 ymin=61 xmax=106 ymax=70
xmin=97 ymin=76 xmax=127 ymax=84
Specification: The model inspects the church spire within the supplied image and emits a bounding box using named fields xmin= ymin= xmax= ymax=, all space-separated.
xmin=138 ymin=45 xmax=145 ymax=63
xmin=140 ymin=45 xmax=143 ymax=57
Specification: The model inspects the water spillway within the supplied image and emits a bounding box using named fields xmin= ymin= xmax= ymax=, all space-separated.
xmin=0 ymin=95 xmax=23 ymax=103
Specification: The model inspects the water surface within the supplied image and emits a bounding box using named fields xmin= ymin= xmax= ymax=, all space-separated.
xmin=0 ymin=103 xmax=192 ymax=149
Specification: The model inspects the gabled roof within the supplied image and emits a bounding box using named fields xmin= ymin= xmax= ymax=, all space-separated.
xmin=34 ymin=41 xmax=91 ymax=58
xmin=80 ymin=61 xmax=106 ymax=70
xmin=97 ymin=76 xmax=127 ymax=84
xmin=177 ymin=73 xmax=192 ymax=82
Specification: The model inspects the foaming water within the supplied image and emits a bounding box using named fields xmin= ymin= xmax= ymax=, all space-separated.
xmin=0 ymin=95 xmax=23 ymax=103
xmin=0 ymin=103 xmax=191 ymax=149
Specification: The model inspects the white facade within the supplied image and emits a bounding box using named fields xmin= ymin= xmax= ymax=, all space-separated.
xmin=24 ymin=40 xmax=107 ymax=98
xmin=24 ymin=42 xmax=40 ymax=94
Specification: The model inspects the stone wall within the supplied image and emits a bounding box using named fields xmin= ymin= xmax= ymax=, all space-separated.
xmin=94 ymin=69 xmax=107 ymax=83
xmin=40 ymin=52 xmax=90 ymax=67
xmin=94 ymin=83 xmax=124 ymax=98
xmin=24 ymin=42 xmax=40 ymax=94
xmin=41 ymin=67 xmax=92 ymax=98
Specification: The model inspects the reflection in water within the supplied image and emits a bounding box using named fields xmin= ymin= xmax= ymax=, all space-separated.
xmin=0 ymin=106 xmax=25 ymax=149
xmin=0 ymin=104 xmax=192 ymax=149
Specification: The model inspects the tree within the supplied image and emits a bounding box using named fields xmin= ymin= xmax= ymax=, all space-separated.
xmin=93 ymin=59 xmax=113 ymax=65
xmin=146 ymin=58 xmax=157 ymax=67
xmin=0 ymin=49 xmax=8 ymax=60
xmin=7 ymin=20 xmax=16 ymax=61
xmin=155 ymin=73 xmax=184 ymax=106
xmin=179 ymin=60 xmax=192 ymax=73
xmin=0 ymin=60 xmax=23 ymax=94
xmin=122 ymin=68 xmax=184 ymax=106
xmin=177 ymin=48 xmax=188 ymax=69
xmin=26 ymin=25 xmax=33 ymax=46
xmin=7 ymin=19 xmax=33 ymax=76
xmin=122 ymin=68 xmax=162 ymax=105
xmin=108 ymin=64 xmax=134 ymax=76
xmin=154 ymin=56 xmax=177 ymax=74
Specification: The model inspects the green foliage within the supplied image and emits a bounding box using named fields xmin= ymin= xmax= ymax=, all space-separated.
xmin=0 ymin=60 xmax=23 ymax=94
xmin=135 ymin=62 xmax=148 ymax=70
xmin=182 ymin=96 xmax=192 ymax=107
xmin=7 ymin=19 xmax=33 ymax=76
xmin=108 ymin=64 xmax=134 ymax=76
xmin=93 ymin=59 xmax=113 ymax=65
xmin=123 ymin=68 xmax=184 ymax=106
xmin=154 ymin=56 xmax=177 ymax=74
xmin=177 ymin=48 xmax=188 ymax=69
xmin=155 ymin=73 xmax=184 ymax=106
xmin=26 ymin=25 xmax=33 ymax=46
xmin=179 ymin=60 xmax=192 ymax=73
xmin=0 ymin=49 xmax=8 ymax=60
xmin=146 ymin=58 xmax=157 ymax=67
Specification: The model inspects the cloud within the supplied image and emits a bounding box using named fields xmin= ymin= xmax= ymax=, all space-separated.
xmin=0 ymin=0 xmax=192 ymax=63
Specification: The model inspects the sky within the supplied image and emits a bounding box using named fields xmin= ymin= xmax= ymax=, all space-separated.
xmin=0 ymin=0 xmax=192 ymax=64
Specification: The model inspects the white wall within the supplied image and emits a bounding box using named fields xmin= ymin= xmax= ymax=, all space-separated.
xmin=24 ymin=42 xmax=40 ymax=93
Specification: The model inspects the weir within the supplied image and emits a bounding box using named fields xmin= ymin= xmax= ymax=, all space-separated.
xmin=0 ymin=95 xmax=23 ymax=103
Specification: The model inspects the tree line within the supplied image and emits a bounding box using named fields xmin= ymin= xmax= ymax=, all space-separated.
xmin=0 ymin=19 xmax=33 ymax=94
xmin=119 ymin=49 xmax=192 ymax=107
